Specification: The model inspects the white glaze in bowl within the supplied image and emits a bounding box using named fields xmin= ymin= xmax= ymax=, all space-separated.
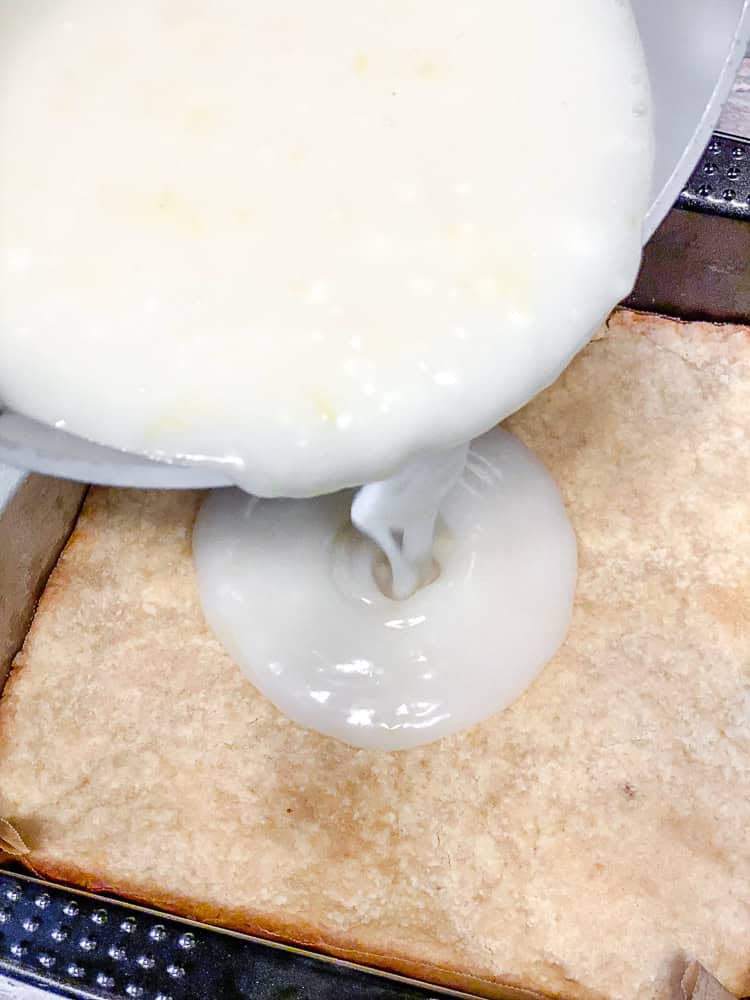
xmin=1 ymin=0 xmax=748 ymax=487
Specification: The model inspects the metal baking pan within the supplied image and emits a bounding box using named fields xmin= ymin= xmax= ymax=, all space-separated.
xmin=0 ymin=869 xmax=464 ymax=1000
xmin=2 ymin=66 xmax=750 ymax=1000
xmin=627 ymin=130 xmax=750 ymax=322
xmin=1 ymin=125 xmax=750 ymax=998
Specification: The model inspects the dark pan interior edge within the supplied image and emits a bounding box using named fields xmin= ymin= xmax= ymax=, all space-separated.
xmin=627 ymin=132 xmax=750 ymax=323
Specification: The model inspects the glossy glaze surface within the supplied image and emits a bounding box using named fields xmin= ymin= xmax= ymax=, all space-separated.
xmin=194 ymin=429 xmax=577 ymax=749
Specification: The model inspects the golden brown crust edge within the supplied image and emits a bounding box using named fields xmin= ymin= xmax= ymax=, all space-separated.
xmin=23 ymin=853 xmax=605 ymax=1000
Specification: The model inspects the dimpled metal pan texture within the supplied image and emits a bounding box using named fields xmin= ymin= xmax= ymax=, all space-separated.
xmin=0 ymin=869 xmax=462 ymax=1000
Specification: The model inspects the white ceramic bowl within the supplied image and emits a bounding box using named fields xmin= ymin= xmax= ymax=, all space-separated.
xmin=1 ymin=0 xmax=749 ymax=488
